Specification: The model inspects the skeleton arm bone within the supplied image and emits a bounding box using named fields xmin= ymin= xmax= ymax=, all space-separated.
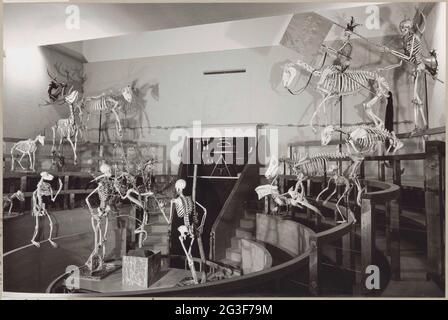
xmin=51 ymin=178 xmax=63 ymax=202
xmin=86 ymin=186 xmax=100 ymax=216
xmin=195 ymin=201 xmax=207 ymax=232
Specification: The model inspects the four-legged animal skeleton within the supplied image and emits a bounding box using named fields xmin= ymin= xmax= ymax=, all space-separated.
xmin=31 ymin=172 xmax=62 ymax=247
xmin=81 ymin=86 xmax=133 ymax=138
xmin=11 ymin=134 xmax=45 ymax=171
xmin=170 ymin=179 xmax=207 ymax=284
xmin=282 ymin=59 xmax=391 ymax=131
xmin=51 ymin=90 xmax=81 ymax=165
xmin=3 ymin=190 xmax=25 ymax=216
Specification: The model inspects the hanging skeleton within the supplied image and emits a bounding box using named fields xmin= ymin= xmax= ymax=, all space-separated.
xmin=31 ymin=172 xmax=63 ymax=247
xmin=51 ymin=90 xmax=81 ymax=165
xmin=382 ymin=10 xmax=440 ymax=129
xmin=170 ymin=179 xmax=207 ymax=285
xmin=255 ymin=157 xmax=324 ymax=219
xmin=3 ymin=190 xmax=25 ymax=216
xmin=321 ymin=124 xmax=404 ymax=204
xmin=10 ymin=134 xmax=45 ymax=171
xmin=282 ymin=60 xmax=391 ymax=131
xmin=85 ymin=163 xmax=117 ymax=273
xmin=81 ymin=85 xmax=133 ymax=138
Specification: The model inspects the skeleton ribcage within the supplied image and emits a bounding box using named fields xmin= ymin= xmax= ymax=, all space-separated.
xmin=98 ymin=180 xmax=115 ymax=204
xmin=13 ymin=141 xmax=35 ymax=153
xmin=39 ymin=182 xmax=53 ymax=196
xmin=173 ymin=196 xmax=193 ymax=226
xmin=84 ymin=96 xmax=111 ymax=113
xmin=321 ymin=66 xmax=375 ymax=94
xmin=350 ymin=126 xmax=393 ymax=154
xmin=405 ymin=34 xmax=422 ymax=65
xmin=291 ymin=153 xmax=349 ymax=177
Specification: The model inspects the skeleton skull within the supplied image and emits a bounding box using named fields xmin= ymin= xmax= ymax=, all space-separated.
xmin=99 ymin=163 xmax=112 ymax=177
xmin=399 ymin=19 xmax=412 ymax=35
xmin=321 ymin=125 xmax=335 ymax=146
xmin=122 ymin=86 xmax=133 ymax=103
xmin=282 ymin=64 xmax=297 ymax=88
xmin=37 ymin=135 xmax=45 ymax=146
xmin=175 ymin=179 xmax=186 ymax=194
xmin=41 ymin=171 xmax=54 ymax=181
xmin=65 ymin=90 xmax=79 ymax=104
xmin=265 ymin=157 xmax=279 ymax=179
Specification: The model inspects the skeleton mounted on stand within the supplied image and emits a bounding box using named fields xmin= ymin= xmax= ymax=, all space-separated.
xmin=31 ymin=172 xmax=63 ymax=247
xmin=170 ymin=176 xmax=207 ymax=285
xmin=10 ymin=134 xmax=45 ymax=171
xmin=3 ymin=190 xmax=25 ymax=216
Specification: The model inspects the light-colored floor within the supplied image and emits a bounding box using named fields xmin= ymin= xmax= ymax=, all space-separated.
xmin=377 ymin=232 xmax=444 ymax=297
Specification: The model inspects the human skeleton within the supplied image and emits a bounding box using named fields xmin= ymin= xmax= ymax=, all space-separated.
xmin=3 ymin=190 xmax=25 ymax=216
xmin=31 ymin=172 xmax=62 ymax=247
xmin=170 ymin=179 xmax=207 ymax=284
xmin=10 ymin=134 xmax=45 ymax=171
xmin=51 ymin=90 xmax=82 ymax=165
xmin=81 ymin=86 xmax=133 ymax=138
xmin=85 ymin=163 xmax=117 ymax=273
xmin=383 ymin=10 xmax=439 ymax=129
xmin=282 ymin=60 xmax=391 ymax=131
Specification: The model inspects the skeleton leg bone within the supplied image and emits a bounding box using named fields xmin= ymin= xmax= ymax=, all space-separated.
xmin=179 ymin=234 xmax=198 ymax=284
xmin=45 ymin=209 xmax=57 ymax=248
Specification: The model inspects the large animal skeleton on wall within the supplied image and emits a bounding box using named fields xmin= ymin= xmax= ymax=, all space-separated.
xmin=31 ymin=172 xmax=63 ymax=247
xmin=282 ymin=59 xmax=391 ymax=131
xmin=10 ymin=134 xmax=45 ymax=171
xmin=81 ymin=85 xmax=133 ymax=138
xmin=170 ymin=179 xmax=207 ymax=285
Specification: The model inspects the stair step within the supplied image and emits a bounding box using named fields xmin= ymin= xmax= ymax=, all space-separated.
xmin=225 ymin=248 xmax=242 ymax=262
xmin=244 ymin=209 xmax=259 ymax=220
xmin=235 ymin=227 xmax=254 ymax=239
xmin=148 ymin=214 xmax=168 ymax=224
xmin=240 ymin=218 xmax=255 ymax=229
xmin=141 ymin=243 xmax=169 ymax=254
xmin=145 ymin=232 xmax=169 ymax=243
xmin=231 ymin=237 xmax=242 ymax=250
xmin=146 ymin=224 xmax=169 ymax=233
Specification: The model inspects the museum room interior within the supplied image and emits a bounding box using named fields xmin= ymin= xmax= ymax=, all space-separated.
xmin=2 ymin=2 xmax=445 ymax=297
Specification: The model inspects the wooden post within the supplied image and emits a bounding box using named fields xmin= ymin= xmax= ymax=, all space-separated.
xmin=63 ymin=175 xmax=69 ymax=210
xmin=424 ymin=141 xmax=444 ymax=284
xmin=361 ymin=197 xmax=375 ymax=293
xmin=20 ymin=176 xmax=27 ymax=212
xmin=390 ymin=199 xmax=401 ymax=280
xmin=309 ymin=236 xmax=320 ymax=296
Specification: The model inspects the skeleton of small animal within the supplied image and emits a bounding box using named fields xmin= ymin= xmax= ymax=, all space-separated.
xmin=283 ymin=152 xmax=358 ymax=223
xmin=81 ymin=86 xmax=133 ymax=138
xmin=282 ymin=59 xmax=391 ymax=131
xmin=255 ymin=157 xmax=324 ymax=219
xmin=170 ymin=179 xmax=207 ymax=285
xmin=10 ymin=134 xmax=45 ymax=171
xmin=3 ymin=190 xmax=25 ymax=216
xmin=85 ymin=163 xmax=117 ymax=273
xmin=31 ymin=172 xmax=62 ymax=247
xmin=51 ymin=90 xmax=81 ymax=165
xmin=383 ymin=10 xmax=440 ymax=129
xmin=321 ymin=124 xmax=404 ymax=205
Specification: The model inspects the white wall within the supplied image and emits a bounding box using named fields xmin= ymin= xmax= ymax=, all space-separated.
xmin=3 ymin=46 xmax=83 ymax=139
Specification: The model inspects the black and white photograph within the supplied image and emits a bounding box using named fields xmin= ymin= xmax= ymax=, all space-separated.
xmin=1 ymin=2 xmax=446 ymax=299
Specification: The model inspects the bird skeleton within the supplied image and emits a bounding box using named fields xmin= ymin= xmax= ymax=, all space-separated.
xmin=31 ymin=172 xmax=62 ymax=248
xmin=10 ymin=134 xmax=45 ymax=171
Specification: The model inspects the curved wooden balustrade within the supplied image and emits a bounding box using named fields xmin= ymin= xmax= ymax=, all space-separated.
xmin=5 ymin=176 xmax=401 ymax=296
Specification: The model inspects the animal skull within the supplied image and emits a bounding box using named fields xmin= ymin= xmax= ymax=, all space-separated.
xmin=99 ymin=163 xmax=112 ymax=177
xmin=122 ymin=86 xmax=133 ymax=103
xmin=282 ymin=64 xmax=297 ymax=88
xmin=175 ymin=179 xmax=186 ymax=194
xmin=265 ymin=157 xmax=279 ymax=179
xmin=321 ymin=125 xmax=335 ymax=146
xmin=41 ymin=171 xmax=54 ymax=181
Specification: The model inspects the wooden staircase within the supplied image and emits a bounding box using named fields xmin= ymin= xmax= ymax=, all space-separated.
xmin=219 ymin=209 xmax=258 ymax=274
